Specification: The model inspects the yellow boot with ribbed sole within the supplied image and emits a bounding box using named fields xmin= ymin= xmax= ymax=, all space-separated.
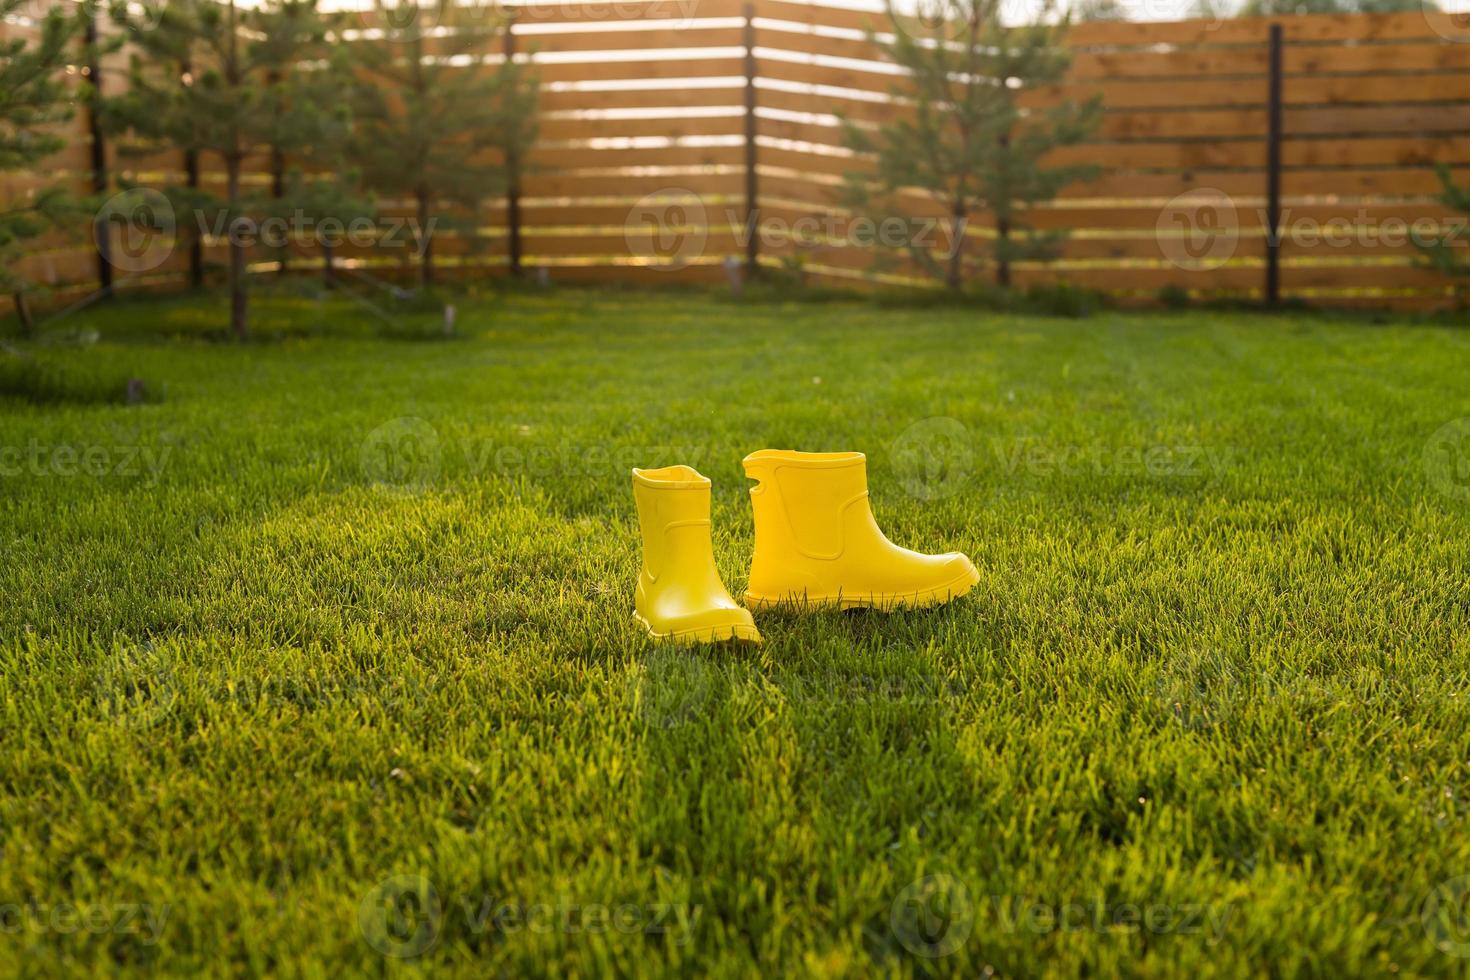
xmin=742 ymin=450 xmax=979 ymax=611
xmin=632 ymin=465 xmax=761 ymax=643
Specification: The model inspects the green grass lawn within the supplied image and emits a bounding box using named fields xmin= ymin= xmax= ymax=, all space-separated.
xmin=3 ymin=287 xmax=1470 ymax=977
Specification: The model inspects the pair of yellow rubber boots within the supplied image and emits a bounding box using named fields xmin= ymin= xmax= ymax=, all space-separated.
xmin=631 ymin=450 xmax=980 ymax=643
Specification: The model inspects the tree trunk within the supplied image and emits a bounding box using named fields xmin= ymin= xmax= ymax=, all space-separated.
xmin=225 ymin=0 xmax=247 ymax=339
xmin=416 ymin=187 xmax=433 ymax=289
xmin=13 ymin=291 xmax=33 ymax=336
xmin=181 ymin=56 xmax=203 ymax=289
xmin=996 ymin=131 xmax=1012 ymax=289
xmin=227 ymin=157 xmax=248 ymax=340
xmin=271 ymin=142 xmax=287 ymax=277
xmin=323 ymin=241 xmax=335 ymax=288
xmin=947 ymin=202 xmax=966 ymax=291
xmin=995 ymin=215 xmax=1011 ymax=289
xmin=185 ymin=147 xmax=204 ymax=289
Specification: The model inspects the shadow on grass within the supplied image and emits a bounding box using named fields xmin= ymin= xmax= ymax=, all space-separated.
xmin=0 ymin=352 xmax=158 ymax=407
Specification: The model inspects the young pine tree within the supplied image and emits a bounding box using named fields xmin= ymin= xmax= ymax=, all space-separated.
xmin=105 ymin=0 xmax=351 ymax=338
xmin=842 ymin=0 xmax=1100 ymax=291
xmin=351 ymin=0 xmax=537 ymax=289
xmin=248 ymin=0 xmax=364 ymax=279
xmin=1420 ymin=164 xmax=1470 ymax=305
xmin=1 ymin=0 xmax=82 ymax=328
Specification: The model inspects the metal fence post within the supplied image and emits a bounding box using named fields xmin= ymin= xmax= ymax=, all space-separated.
xmin=505 ymin=16 xmax=523 ymax=277
xmin=1266 ymin=22 xmax=1283 ymax=307
xmin=743 ymin=1 xmax=758 ymax=277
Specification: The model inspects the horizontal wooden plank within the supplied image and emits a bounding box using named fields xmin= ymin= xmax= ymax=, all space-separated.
xmin=757 ymin=132 xmax=1275 ymax=174
xmin=758 ymin=1 xmax=888 ymax=35
xmin=529 ymin=142 xmax=747 ymax=169
xmin=756 ymin=4 xmax=1446 ymax=52
xmin=537 ymin=113 xmax=745 ymax=141
xmin=520 ymin=200 xmax=746 ymax=227
xmin=755 ymin=84 xmax=901 ymax=123
xmin=1013 ymin=266 xmax=1266 ymax=291
xmin=754 ymin=23 xmax=892 ymax=64
xmin=1280 ymin=234 xmax=1456 ymax=259
xmin=1071 ymin=10 xmax=1449 ymax=47
xmin=522 ymin=229 xmax=743 ymax=257
xmin=1290 ymin=42 xmax=1470 ymax=75
xmin=527 ymin=55 xmax=747 ymax=83
xmin=506 ymin=0 xmax=744 ymax=26
xmin=1072 ymin=42 xmax=1470 ymax=80
xmin=1280 ymin=168 xmax=1470 ymax=198
xmin=1280 ymin=263 xmax=1452 ymax=289
xmin=1286 ymin=105 xmax=1470 ymax=136
xmin=530 ymin=263 xmax=730 ymax=285
xmin=1067 ymin=47 xmax=1266 ymax=81
xmin=539 ymin=85 xmax=745 ymax=113
xmin=761 ymin=100 xmax=1470 ymax=146
xmin=755 ymin=56 xmax=908 ymax=96
xmin=1283 ymin=135 xmax=1470 ymax=167
xmin=1028 ymin=72 xmax=1470 ymax=111
xmin=759 ymin=8 xmax=1459 ymax=54
xmin=1060 ymin=136 xmax=1470 ymax=173
xmin=522 ymin=171 xmax=746 ymax=197
xmin=518 ymin=25 xmax=743 ymax=54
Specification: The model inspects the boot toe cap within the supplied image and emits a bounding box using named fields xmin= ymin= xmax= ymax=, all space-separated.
xmin=638 ymin=601 xmax=761 ymax=643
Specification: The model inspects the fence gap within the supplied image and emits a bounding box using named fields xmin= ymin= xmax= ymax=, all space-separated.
xmin=1266 ymin=22 xmax=1284 ymax=307
xmin=743 ymin=1 xmax=758 ymax=276
xmin=84 ymin=9 xmax=112 ymax=295
xmin=505 ymin=17 xmax=522 ymax=277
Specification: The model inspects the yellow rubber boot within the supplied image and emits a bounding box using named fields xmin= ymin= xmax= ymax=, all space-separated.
xmin=742 ymin=450 xmax=979 ymax=611
xmin=632 ymin=465 xmax=761 ymax=643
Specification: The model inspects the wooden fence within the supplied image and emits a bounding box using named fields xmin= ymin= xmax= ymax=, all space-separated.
xmin=4 ymin=1 xmax=1470 ymax=312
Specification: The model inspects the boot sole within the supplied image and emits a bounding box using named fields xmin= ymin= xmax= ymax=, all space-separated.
xmin=744 ymin=565 xmax=980 ymax=613
xmin=634 ymin=613 xmax=763 ymax=644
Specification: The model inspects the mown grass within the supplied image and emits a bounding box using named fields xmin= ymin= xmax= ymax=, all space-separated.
xmin=2 ymin=286 xmax=1469 ymax=977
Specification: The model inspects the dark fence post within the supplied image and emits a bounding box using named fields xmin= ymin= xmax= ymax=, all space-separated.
xmin=504 ymin=16 xmax=522 ymax=277
xmin=1266 ymin=22 xmax=1283 ymax=307
xmin=84 ymin=9 xmax=112 ymax=295
xmin=743 ymin=1 xmax=758 ymax=277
